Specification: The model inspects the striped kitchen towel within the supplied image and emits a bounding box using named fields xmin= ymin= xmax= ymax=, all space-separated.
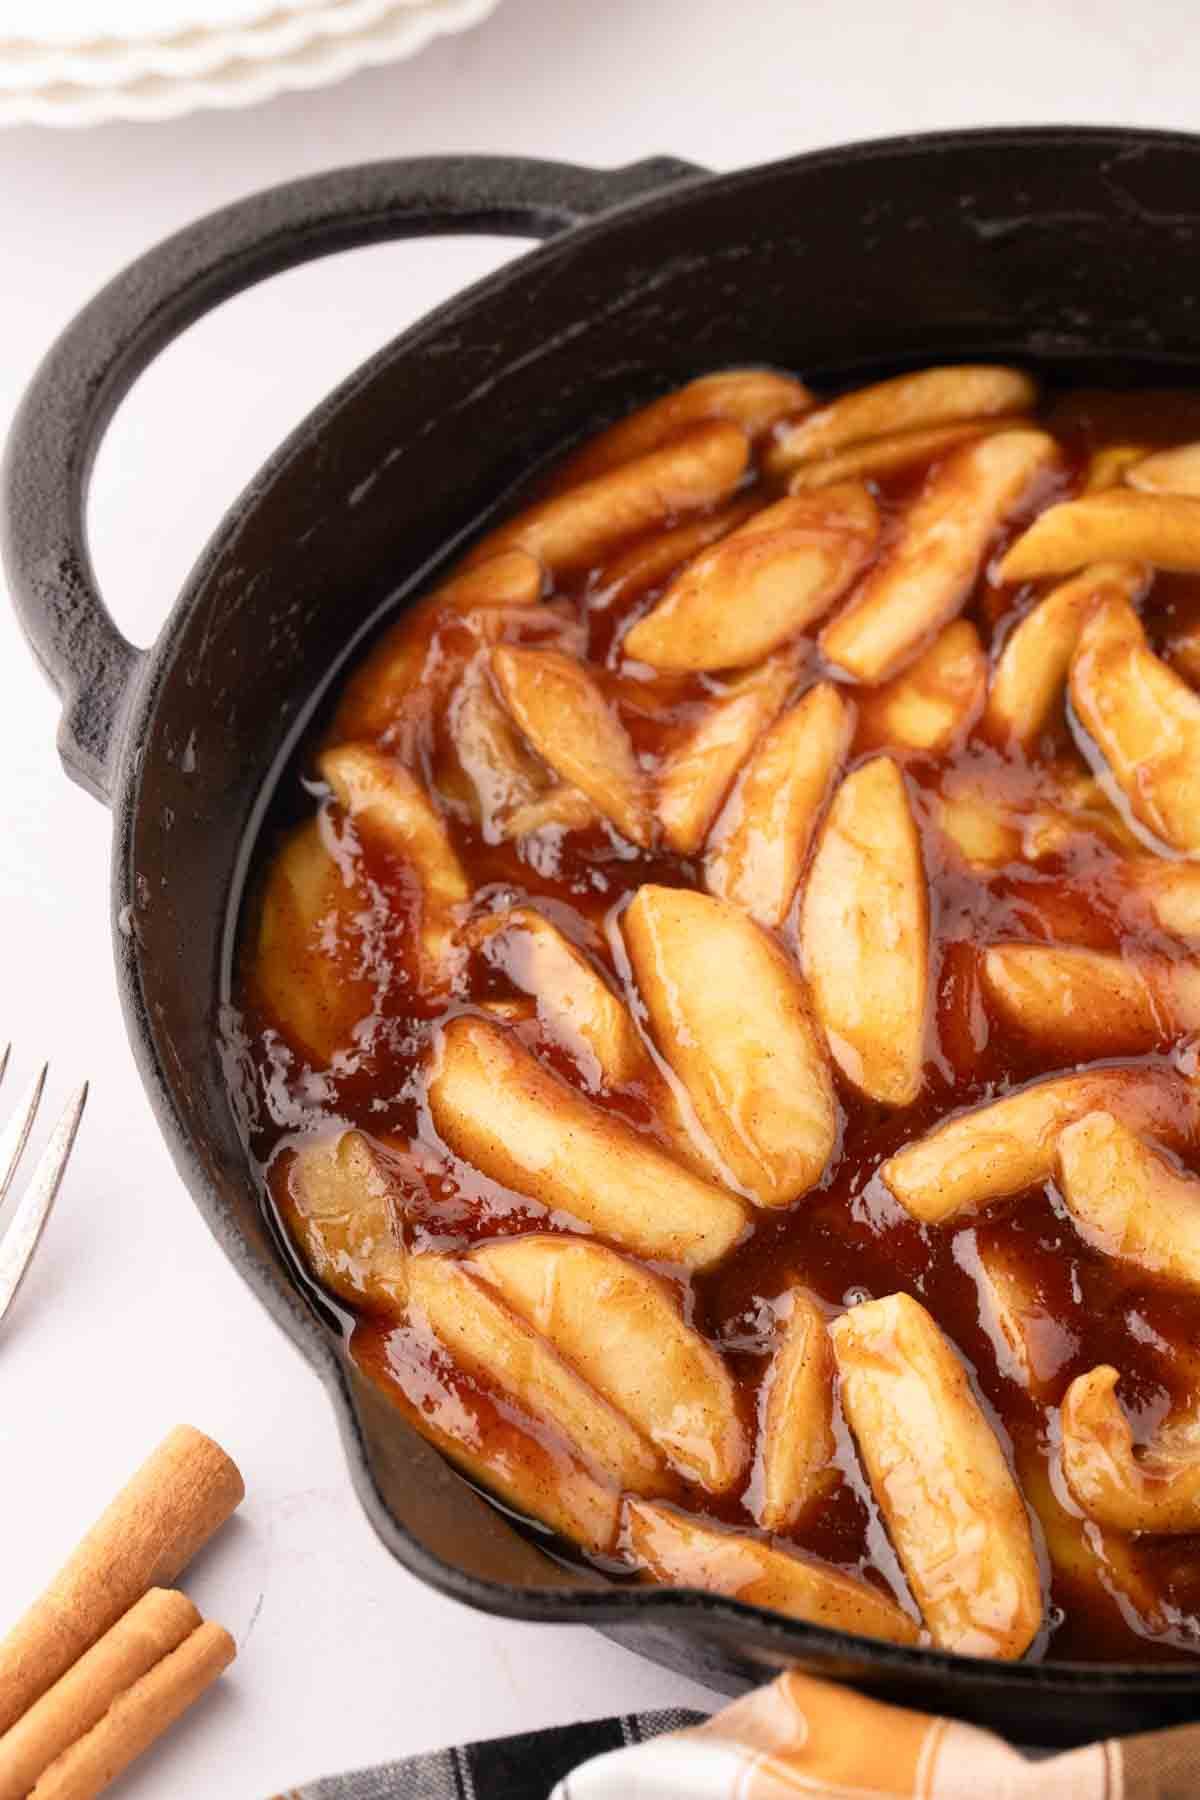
xmin=279 ymin=1671 xmax=1200 ymax=1797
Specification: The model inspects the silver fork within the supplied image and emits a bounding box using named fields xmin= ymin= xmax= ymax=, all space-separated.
xmin=0 ymin=1050 xmax=87 ymax=1328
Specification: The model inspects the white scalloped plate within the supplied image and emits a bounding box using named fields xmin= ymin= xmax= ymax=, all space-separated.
xmin=0 ymin=0 xmax=500 ymax=123
xmin=5 ymin=0 xmax=335 ymax=45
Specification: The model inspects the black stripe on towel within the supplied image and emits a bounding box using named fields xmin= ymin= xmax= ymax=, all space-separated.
xmin=279 ymin=1709 xmax=704 ymax=1800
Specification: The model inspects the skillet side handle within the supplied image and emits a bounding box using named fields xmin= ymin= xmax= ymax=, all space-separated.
xmin=1 ymin=153 xmax=705 ymax=806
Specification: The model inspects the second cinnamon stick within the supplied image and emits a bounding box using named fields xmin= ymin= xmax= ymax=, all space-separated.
xmin=0 ymin=1425 xmax=243 ymax=1734
xmin=29 ymin=1620 xmax=236 ymax=1800
xmin=0 ymin=1588 xmax=200 ymax=1800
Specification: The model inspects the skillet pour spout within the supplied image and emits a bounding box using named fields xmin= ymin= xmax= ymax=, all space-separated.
xmin=10 ymin=133 xmax=1200 ymax=1744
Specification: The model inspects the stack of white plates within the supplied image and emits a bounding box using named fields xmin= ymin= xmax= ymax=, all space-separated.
xmin=0 ymin=0 xmax=500 ymax=126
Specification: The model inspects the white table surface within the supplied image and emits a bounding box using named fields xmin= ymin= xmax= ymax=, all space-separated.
xmin=1 ymin=1 xmax=1196 ymax=1790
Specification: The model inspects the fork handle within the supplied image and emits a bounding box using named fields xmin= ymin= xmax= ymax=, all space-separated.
xmin=1 ymin=154 xmax=704 ymax=804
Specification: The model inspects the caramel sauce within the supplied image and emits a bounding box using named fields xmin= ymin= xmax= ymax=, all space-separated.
xmin=227 ymin=381 xmax=1200 ymax=1663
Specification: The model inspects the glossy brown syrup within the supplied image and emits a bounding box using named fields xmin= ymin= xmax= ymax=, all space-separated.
xmin=228 ymin=384 xmax=1200 ymax=1663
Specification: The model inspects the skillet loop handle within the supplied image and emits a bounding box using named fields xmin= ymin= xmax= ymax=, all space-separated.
xmin=0 ymin=154 xmax=705 ymax=805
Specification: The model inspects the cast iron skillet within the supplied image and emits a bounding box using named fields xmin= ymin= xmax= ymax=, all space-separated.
xmin=8 ymin=128 xmax=1200 ymax=1745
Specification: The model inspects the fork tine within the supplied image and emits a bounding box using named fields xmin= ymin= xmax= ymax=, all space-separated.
xmin=0 ymin=1063 xmax=46 ymax=1207
xmin=0 ymin=1044 xmax=10 ymax=1088
xmin=0 ymin=1083 xmax=87 ymax=1329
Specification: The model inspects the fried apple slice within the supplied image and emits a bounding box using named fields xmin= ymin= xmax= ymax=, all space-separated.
xmin=656 ymin=650 xmax=801 ymax=853
xmin=933 ymin=766 xmax=1138 ymax=871
xmin=407 ymin=1254 xmax=669 ymax=1498
xmin=623 ymin=887 xmax=837 ymax=1207
xmin=1126 ymin=859 xmax=1200 ymax=941
xmin=882 ymin=1066 xmax=1200 ymax=1225
xmin=550 ymin=369 xmax=811 ymax=491
xmin=1167 ymin=617 xmax=1200 ymax=685
xmin=857 ymin=620 xmax=985 ymax=753
xmin=1016 ymin=1444 xmax=1157 ymax=1626
xmin=1058 ymin=1111 xmax=1200 ymax=1293
xmin=490 ymin=646 xmax=652 ymax=846
xmin=468 ymin=906 xmax=642 ymax=1088
xmin=983 ymin=563 xmax=1148 ymax=747
xmin=622 ymin=485 xmax=879 ymax=672
xmin=471 ymin=1235 xmax=745 ymax=1491
xmin=253 ymin=819 xmax=375 ymax=1064
xmin=499 ymin=784 xmax=596 ymax=840
xmin=354 ymin=1326 xmax=622 ymax=1555
xmin=706 ymin=682 xmax=851 ymax=925
xmin=427 ymin=1016 xmax=745 ymax=1267
xmin=785 ymin=421 xmax=1007 ymax=490
xmin=801 ymin=757 xmax=928 ymax=1106
xmin=1084 ymin=445 xmax=1150 ymax=491
xmin=1127 ymin=442 xmax=1200 ymax=497
xmin=1027 ymin=766 xmax=1143 ymax=856
xmin=465 ymin=420 xmax=750 ymax=575
xmin=932 ymin=789 xmax=1022 ymax=869
xmin=623 ymin=1499 xmax=920 ymax=1645
xmin=438 ymin=548 xmax=544 ymax=608
xmin=821 ymin=430 xmax=1059 ymax=683
xmin=478 ymin=997 xmax=536 ymax=1023
xmin=982 ymin=944 xmax=1200 ymax=1058
xmin=331 ymin=550 xmax=543 ymax=741
xmin=1000 ymin=489 xmax=1200 ymax=581
xmin=973 ymin=1240 xmax=1057 ymax=1398
xmin=464 ymin=905 xmax=730 ymax=1186
xmin=1061 ymin=1364 xmax=1200 ymax=1535
xmin=831 ymin=1293 xmax=1041 ymax=1659
xmin=281 ymin=1129 xmax=410 ymax=1312
xmin=758 ymin=1291 xmax=837 ymax=1530
xmin=765 ymin=365 xmax=1036 ymax=476
xmin=1069 ymin=595 xmax=1200 ymax=854
xmin=594 ymin=496 xmax=759 ymax=605
xmin=318 ymin=744 xmax=469 ymax=989
xmin=447 ymin=660 xmax=548 ymax=837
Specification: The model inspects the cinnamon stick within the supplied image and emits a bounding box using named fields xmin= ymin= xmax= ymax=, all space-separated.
xmin=0 ymin=1589 xmax=200 ymax=1800
xmin=29 ymin=1620 xmax=236 ymax=1800
xmin=0 ymin=1426 xmax=243 ymax=1733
